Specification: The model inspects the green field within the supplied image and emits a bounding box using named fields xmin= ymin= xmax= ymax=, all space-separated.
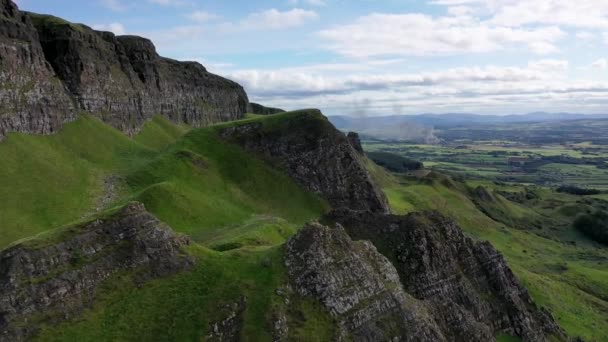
xmin=365 ymin=141 xmax=608 ymax=190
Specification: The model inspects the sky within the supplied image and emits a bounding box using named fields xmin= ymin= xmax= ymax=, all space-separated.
xmin=15 ymin=0 xmax=608 ymax=116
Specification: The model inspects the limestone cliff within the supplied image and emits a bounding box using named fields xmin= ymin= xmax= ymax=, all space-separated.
xmin=285 ymin=222 xmax=447 ymax=341
xmin=0 ymin=0 xmax=75 ymax=138
xmin=0 ymin=0 xmax=249 ymax=138
xmin=0 ymin=203 xmax=192 ymax=341
xmin=250 ymin=102 xmax=285 ymax=115
xmin=218 ymin=110 xmax=390 ymax=213
xmin=314 ymin=209 xmax=566 ymax=342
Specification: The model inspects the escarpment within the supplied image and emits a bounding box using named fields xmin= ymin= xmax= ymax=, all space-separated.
xmin=218 ymin=110 xmax=390 ymax=213
xmin=0 ymin=0 xmax=75 ymax=138
xmin=315 ymin=210 xmax=565 ymax=342
xmin=0 ymin=0 xmax=249 ymax=138
xmin=285 ymin=222 xmax=447 ymax=341
xmin=0 ymin=202 xmax=192 ymax=341
xmin=250 ymin=102 xmax=285 ymax=115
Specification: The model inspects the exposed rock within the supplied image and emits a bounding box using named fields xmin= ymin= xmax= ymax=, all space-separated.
xmin=0 ymin=202 xmax=193 ymax=341
xmin=347 ymin=132 xmax=364 ymax=154
xmin=250 ymin=102 xmax=285 ymax=115
xmin=325 ymin=209 xmax=566 ymax=342
xmin=285 ymin=222 xmax=447 ymax=341
xmin=0 ymin=0 xmax=249 ymax=138
xmin=218 ymin=110 xmax=390 ymax=213
xmin=207 ymin=297 xmax=247 ymax=342
xmin=0 ymin=0 xmax=75 ymax=139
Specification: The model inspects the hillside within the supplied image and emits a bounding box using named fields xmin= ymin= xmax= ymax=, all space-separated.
xmin=0 ymin=109 xmax=568 ymax=341
xmin=374 ymin=169 xmax=608 ymax=341
xmin=0 ymin=1 xmax=600 ymax=341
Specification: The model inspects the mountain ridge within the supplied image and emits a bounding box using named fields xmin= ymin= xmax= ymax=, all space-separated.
xmin=0 ymin=0 xmax=249 ymax=139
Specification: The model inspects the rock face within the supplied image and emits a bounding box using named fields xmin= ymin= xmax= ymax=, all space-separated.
xmin=321 ymin=210 xmax=565 ymax=342
xmin=206 ymin=297 xmax=247 ymax=342
xmin=0 ymin=202 xmax=192 ymax=341
xmin=347 ymin=131 xmax=364 ymax=154
xmin=285 ymin=222 xmax=447 ymax=341
xmin=0 ymin=0 xmax=249 ymax=138
xmin=0 ymin=0 xmax=75 ymax=138
xmin=250 ymin=102 xmax=285 ymax=115
xmin=218 ymin=110 xmax=390 ymax=213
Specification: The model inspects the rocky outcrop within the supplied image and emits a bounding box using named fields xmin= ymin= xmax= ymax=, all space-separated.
xmin=285 ymin=222 xmax=446 ymax=341
xmin=323 ymin=210 xmax=565 ymax=342
xmin=0 ymin=0 xmax=249 ymax=138
xmin=250 ymin=102 xmax=285 ymax=115
xmin=0 ymin=0 xmax=75 ymax=138
xmin=0 ymin=202 xmax=192 ymax=341
xmin=206 ymin=297 xmax=247 ymax=342
xmin=218 ymin=110 xmax=390 ymax=213
xmin=347 ymin=131 xmax=364 ymax=154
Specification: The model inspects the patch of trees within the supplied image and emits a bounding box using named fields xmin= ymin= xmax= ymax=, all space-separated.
xmin=368 ymin=152 xmax=423 ymax=173
xmin=573 ymin=210 xmax=608 ymax=245
xmin=541 ymin=155 xmax=604 ymax=166
xmin=556 ymin=185 xmax=602 ymax=196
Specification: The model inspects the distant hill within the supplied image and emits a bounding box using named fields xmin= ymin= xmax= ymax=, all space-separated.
xmin=329 ymin=113 xmax=608 ymax=142
xmin=330 ymin=112 xmax=608 ymax=129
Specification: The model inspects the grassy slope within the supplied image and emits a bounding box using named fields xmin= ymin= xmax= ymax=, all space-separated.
xmin=0 ymin=112 xmax=333 ymax=340
xmin=370 ymin=165 xmax=608 ymax=341
xmin=6 ymin=110 xmax=606 ymax=340
xmin=0 ymin=112 xmax=327 ymax=249
xmin=0 ymin=115 xmax=155 ymax=247
xmin=37 ymin=244 xmax=335 ymax=341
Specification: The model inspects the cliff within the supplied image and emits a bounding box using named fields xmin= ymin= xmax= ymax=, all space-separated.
xmin=0 ymin=203 xmax=192 ymax=341
xmin=217 ymin=110 xmax=390 ymax=213
xmin=250 ymin=102 xmax=285 ymax=115
xmin=285 ymin=222 xmax=446 ymax=341
xmin=0 ymin=0 xmax=249 ymax=138
xmin=0 ymin=0 xmax=75 ymax=137
xmin=314 ymin=209 xmax=565 ymax=341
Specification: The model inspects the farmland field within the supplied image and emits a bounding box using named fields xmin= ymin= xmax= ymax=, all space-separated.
xmin=364 ymin=119 xmax=608 ymax=190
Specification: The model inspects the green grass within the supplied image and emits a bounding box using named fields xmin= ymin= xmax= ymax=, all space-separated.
xmin=0 ymin=115 xmax=155 ymax=248
xmin=36 ymin=244 xmax=335 ymax=341
xmin=380 ymin=173 xmax=608 ymax=341
xmin=1 ymin=111 xmax=333 ymax=340
xmin=496 ymin=333 xmax=522 ymax=342
xmin=134 ymin=115 xmax=189 ymax=150
xmin=0 ymin=112 xmax=327 ymax=250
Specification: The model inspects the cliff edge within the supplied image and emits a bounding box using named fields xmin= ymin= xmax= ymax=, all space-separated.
xmin=0 ymin=0 xmax=249 ymax=138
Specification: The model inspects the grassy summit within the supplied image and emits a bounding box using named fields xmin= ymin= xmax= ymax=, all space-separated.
xmin=0 ymin=112 xmax=327 ymax=249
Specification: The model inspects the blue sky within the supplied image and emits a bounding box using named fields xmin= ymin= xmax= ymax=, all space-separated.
xmin=16 ymin=0 xmax=608 ymax=116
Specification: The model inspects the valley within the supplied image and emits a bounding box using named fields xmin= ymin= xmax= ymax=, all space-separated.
xmin=359 ymin=119 xmax=608 ymax=341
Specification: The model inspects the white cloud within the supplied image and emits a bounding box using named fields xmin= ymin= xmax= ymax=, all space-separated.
xmin=146 ymin=25 xmax=205 ymax=47
xmin=604 ymin=32 xmax=608 ymax=44
xmin=528 ymin=59 xmax=569 ymax=72
xmin=149 ymin=0 xmax=191 ymax=6
xmin=100 ymin=0 xmax=126 ymax=12
xmin=576 ymin=31 xmax=595 ymax=41
xmin=289 ymin=0 xmax=326 ymax=6
xmin=93 ymin=23 xmax=126 ymax=35
xmin=318 ymin=13 xmax=564 ymax=58
xmin=591 ymin=58 xmax=608 ymax=70
xmin=229 ymin=64 xmax=562 ymax=98
xmin=187 ymin=11 xmax=219 ymax=23
xmin=433 ymin=0 xmax=608 ymax=29
xmin=224 ymin=60 xmax=608 ymax=115
xmin=227 ymin=8 xmax=319 ymax=31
